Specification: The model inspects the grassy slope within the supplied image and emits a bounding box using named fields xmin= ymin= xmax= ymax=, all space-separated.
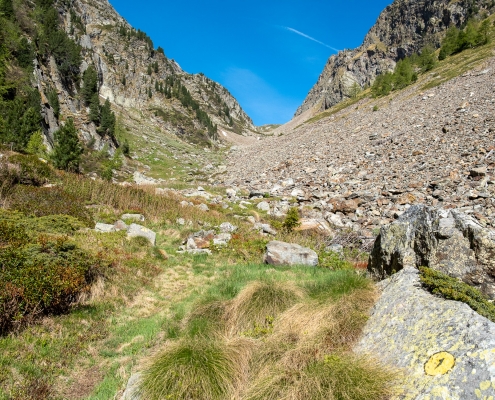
xmin=0 ymin=159 xmax=386 ymax=399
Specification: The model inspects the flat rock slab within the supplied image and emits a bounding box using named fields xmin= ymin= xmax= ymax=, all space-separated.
xmin=356 ymin=267 xmax=495 ymax=399
xmin=264 ymin=240 xmax=318 ymax=266
xmin=121 ymin=214 xmax=145 ymax=222
xmin=95 ymin=223 xmax=116 ymax=233
xmin=127 ymin=224 xmax=156 ymax=246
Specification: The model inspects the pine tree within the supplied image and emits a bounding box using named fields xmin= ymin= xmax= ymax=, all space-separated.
xmin=98 ymin=98 xmax=116 ymax=138
xmin=89 ymin=93 xmax=100 ymax=123
xmin=81 ymin=66 xmax=98 ymax=105
xmin=147 ymin=64 xmax=152 ymax=75
xmin=51 ymin=118 xmax=83 ymax=172
xmin=0 ymin=0 xmax=14 ymax=19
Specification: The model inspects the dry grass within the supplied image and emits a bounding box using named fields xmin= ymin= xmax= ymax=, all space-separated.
xmin=140 ymin=337 xmax=254 ymax=400
xmin=224 ymin=281 xmax=305 ymax=335
xmin=141 ymin=270 xmax=396 ymax=400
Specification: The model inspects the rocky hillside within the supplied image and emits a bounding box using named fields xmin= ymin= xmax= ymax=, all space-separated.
xmin=296 ymin=0 xmax=494 ymax=116
xmin=222 ymin=40 xmax=495 ymax=238
xmin=4 ymin=0 xmax=255 ymax=158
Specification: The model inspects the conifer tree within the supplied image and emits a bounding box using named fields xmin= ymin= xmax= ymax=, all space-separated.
xmin=98 ymin=98 xmax=115 ymax=138
xmin=89 ymin=93 xmax=100 ymax=123
xmin=52 ymin=118 xmax=83 ymax=172
xmin=81 ymin=66 xmax=98 ymax=105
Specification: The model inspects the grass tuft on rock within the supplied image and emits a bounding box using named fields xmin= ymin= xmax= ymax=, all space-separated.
xmin=419 ymin=266 xmax=495 ymax=322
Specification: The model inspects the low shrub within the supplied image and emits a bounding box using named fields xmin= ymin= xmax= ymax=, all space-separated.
xmin=419 ymin=266 xmax=495 ymax=322
xmin=0 ymin=210 xmax=86 ymax=235
xmin=5 ymin=154 xmax=54 ymax=186
xmin=8 ymin=185 xmax=93 ymax=226
xmin=282 ymin=207 xmax=300 ymax=232
xmin=0 ymin=222 xmax=105 ymax=334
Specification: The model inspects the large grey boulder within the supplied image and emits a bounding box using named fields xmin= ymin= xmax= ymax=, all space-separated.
xmin=264 ymin=241 xmax=318 ymax=267
xmin=127 ymin=224 xmax=156 ymax=246
xmin=356 ymin=266 xmax=495 ymax=399
xmin=369 ymin=205 xmax=495 ymax=299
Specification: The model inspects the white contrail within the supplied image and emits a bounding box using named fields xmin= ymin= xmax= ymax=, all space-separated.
xmin=284 ymin=27 xmax=340 ymax=52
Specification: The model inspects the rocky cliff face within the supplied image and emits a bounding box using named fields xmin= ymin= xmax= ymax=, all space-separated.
xmin=35 ymin=0 xmax=254 ymax=151
xmin=296 ymin=0 xmax=494 ymax=116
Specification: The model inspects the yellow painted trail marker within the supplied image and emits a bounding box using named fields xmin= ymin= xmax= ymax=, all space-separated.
xmin=424 ymin=352 xmax=456 ymax=376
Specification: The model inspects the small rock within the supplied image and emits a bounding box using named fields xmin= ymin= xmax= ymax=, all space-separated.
xmin=197 ymin=203 xmax=209 ymax=212
xmin=95 ymin=223 xmax=116 ymax=233
xmin=127 ymin=224 xmax=156 ymax=246
xmin=219 ymin=222 xmax=237 ymax=233
xmin=257 ymin=201 xmax=270 ymax=212
xmin=264 ymin=241 xmax=318 ymax=267
xmin=176 ymin=218 xmax=185 ymax=225
xmin=470 ymin=167 xmax=487 ymax=177
xmin=121 ymin=213 xmax=145 ymax=222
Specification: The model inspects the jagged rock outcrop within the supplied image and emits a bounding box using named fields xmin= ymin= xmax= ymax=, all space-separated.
xmin=356 ymin=266 xmax=495 ymax=399
xmin=296 ymin=0 xmax=493 ymax=116
xmin=368 ymin=205 xmax=495 ymax=299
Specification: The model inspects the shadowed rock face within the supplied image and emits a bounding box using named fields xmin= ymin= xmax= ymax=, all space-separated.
xmin=296 ymin=0 xmax=491 ymax=116
xmin=356 ymin=266 xmax=495 ymax=399
xmin=368 ymin=205 xmax=495 ymax=299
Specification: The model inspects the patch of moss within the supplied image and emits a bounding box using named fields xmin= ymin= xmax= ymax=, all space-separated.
xmin=419 ymin=266 xmax=495 ymax=322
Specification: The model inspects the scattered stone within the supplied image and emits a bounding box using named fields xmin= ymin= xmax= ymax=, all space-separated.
xmin=219 ymin=222 xmax=237 ymax=233
xmin=213 ymin=233 xmax=232 ymax=247
xmin=95 ymin=223 xmax=116 ymax=233
xmin=257 ymin=201 xmax=270 ymax=212
xmin=325 ymin=243 xmax=344 ymax=257
xmin=197 ymin=203 xmax=209 ymax=212
xmin=121 ymin=213 xmax=145 ymax=222
xmin=295 ymin=218 xmax=333 ymax=235
xmin=226 ymin=188 xmax=237 ymax=198
xmin=264 ymin=241 xmax=318 ymax=267
xmin=127 ymin=224 xmax=156 ymax=246
xmin=470 ymin=166 xmax=487 ymax=177
xmin=176 ymin=218 xmax=185 ymax=226
xmin=122 ymin=373 xmax=142 ymax=400
xmin=254 ymin=223 xmax=277 ymax=235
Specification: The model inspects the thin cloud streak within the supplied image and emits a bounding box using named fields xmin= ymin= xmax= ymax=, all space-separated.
xmin=284 ymin=26 xmax=340 ymax=52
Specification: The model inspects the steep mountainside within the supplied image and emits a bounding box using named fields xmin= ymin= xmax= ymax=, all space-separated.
xmin=1 ymin=0 xmax=255 ymax=161
xmin=296 ymin=0 xmax=494 ymax=116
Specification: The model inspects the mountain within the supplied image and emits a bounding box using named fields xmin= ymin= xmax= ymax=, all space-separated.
xmin=296 ymin=0 xmax=494 ymax=116
xmin=0 ymin=0 xmax=255 ymax=166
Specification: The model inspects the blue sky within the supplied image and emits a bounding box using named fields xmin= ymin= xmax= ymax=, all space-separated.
xmin=109 ymin=0 xmax=392 ymax=125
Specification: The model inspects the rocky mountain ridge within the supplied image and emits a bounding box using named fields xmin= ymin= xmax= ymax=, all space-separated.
xmin=296 ymin=0 xmax=494 ymax=116
xmin=36 ymin=0 xmax=255 ymax=153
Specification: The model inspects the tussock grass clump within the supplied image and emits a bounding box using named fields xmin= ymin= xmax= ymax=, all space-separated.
xmin=225 ymin=281 xmax=304 ymax=335
xmin=140 ymin=337 xmax=252 ymax=400
xmin=304 ymin=269 xmax=370 ymax=302
xmin=244 ymin=353 xmax=395 ymax=400
xmin=185 ymin=300 xmax=227 ymax=338
xmin=420 ymin=266 xmax=495 ymax=322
